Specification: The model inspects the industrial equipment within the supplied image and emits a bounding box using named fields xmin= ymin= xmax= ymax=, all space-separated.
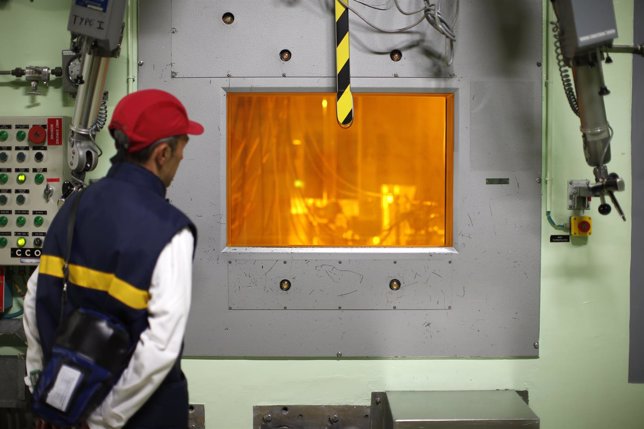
xmin=551 ymin=0 xmax=644 ymax=222
xmin=0 ymin=116 xmax=69 ymax=266
xmin=254 ymin=391 xmax=540 ymax=429
xmin=141 ymin=0 xmax=543 ymax=358
xmin=0 ymin=66 xmax=63 ymax=95
xmin=64 ymin=0 xmax=127 ymax=194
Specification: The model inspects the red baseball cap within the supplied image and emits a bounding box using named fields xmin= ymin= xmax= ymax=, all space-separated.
xmin=109 ymin=89 xmax=204 ymax=153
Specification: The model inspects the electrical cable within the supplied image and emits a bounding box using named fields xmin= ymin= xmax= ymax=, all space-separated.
xmin=90 ymin=91 xmax=109 ymax=136
xmin=353 ymin=0 xmax=391 ymax=11
xmin=423 ymin=0 xmax=456 ymax=40
xmin=2 ymin=308 xmax=24 ymax=319
xmin=337 ymin=0 xmax=427 ymax=33
xmin=338 ymin=0 xmax=458 ymax=41
xmin=393 ymin=0 xmax=426 ymax=15
xmin=551 ymin=21 xmax=579 ymax=116
xmin=546 ymin=210 xmax=568 ymax=231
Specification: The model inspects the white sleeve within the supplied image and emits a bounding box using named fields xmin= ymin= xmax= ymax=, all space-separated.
xmin=23 ymin=266 xmax=44 ymax=392
xmin=87 ymin=228 xmax=194 ymax=429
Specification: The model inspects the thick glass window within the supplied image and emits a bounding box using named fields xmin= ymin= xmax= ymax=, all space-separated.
xmin=227 ymin=93 xmax=453 ymax=247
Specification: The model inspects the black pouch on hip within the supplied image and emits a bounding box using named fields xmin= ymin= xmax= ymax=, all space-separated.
xmin=32 ymin=308 xmax=132 ymax=427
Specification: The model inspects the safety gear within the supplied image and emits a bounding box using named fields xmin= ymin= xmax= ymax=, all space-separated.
xmin=108 ymin=89 xmax=204 ymax=153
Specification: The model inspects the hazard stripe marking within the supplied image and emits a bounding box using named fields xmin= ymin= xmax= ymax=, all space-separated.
xmin=335 ymin=0 xmax=353 ymax=127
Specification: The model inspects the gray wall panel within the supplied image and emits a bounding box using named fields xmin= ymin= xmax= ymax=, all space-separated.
xmin=629 ymin=0 xmax=644 ymax=383
xmin=138 ymin=0 xmax=542 ymax=357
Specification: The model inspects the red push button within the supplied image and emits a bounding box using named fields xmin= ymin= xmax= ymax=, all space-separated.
xmin=571 ymin=215 xmax=592 ymax=237
xmin=28 ymin=125 xmax=47 ymax=145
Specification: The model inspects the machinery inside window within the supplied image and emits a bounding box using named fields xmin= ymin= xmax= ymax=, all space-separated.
xmin=227 ymin=93 xmax=454 ymax=247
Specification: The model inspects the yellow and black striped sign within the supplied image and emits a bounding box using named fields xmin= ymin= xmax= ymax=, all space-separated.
xmin=335 ymin=0 xmax=353 ymax=128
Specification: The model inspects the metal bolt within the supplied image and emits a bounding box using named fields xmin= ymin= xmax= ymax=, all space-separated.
xmin=280 ymin=49 xmax=292 ymax=62
xmin=222 ymin=12 xmax=235 ymax=24
xmin=171 ymin=71 xmax=178 ymax=78
xmin=536 ymin=61 xmax=542 ymax=67
xmin=137 ymin=60 xmax=144 ymax=67
xmin=389 ymin=279 xmax=401 ymax=291
xmin=263 ymin=413 xmax=272 ymax=423
xmin=336 ymin=352 xmax=342 ymax=359
xmin=390 ymin=49 xmax=403 ymax=62
xmin=536 ymin=177 xmax=542 ymax=184
xmin=279 ymin=279 xmax=291 ymax=291
xmin=329 ymin=414 xmax=340 ymax=424
xmin=171 ymin=27 xmax=177 ymax=33
xmin=533 ymin=341 xmax=539 ymax=349
xmin=375 ymin=396 xmax=382 ymax=405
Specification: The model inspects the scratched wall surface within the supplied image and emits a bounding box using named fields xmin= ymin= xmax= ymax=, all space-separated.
xmin=138 ymin=0 xmax=542 ymax=357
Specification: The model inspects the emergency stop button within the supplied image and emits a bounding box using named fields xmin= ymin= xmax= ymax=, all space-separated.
xmin=571 ymin=215 xmax=592 ymax=237
xmin=28 ymin=125 xmax=47 ymax=145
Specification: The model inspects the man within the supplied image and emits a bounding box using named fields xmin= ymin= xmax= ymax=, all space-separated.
xmin=23 ymin=89 xmax=204 ymax=429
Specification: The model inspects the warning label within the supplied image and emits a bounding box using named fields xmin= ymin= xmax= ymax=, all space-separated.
xmin=47 ymin=118 xmax=63 ymax=146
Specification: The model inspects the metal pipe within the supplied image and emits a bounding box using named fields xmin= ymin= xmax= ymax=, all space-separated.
xmin=71 ymin=45 xmax=111 ymax=136
xmin=571 ymin=58 xmax=611 ymax=169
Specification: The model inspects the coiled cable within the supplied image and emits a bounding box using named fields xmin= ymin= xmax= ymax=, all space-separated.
xmin=552 ymin=21 xmax=579 ymax=116
xmin=90 ymin=91 xmax=109 ymax=136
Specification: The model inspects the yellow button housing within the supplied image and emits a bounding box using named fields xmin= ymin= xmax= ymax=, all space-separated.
xmin=571 ymin=215 xmax=592 ymax=237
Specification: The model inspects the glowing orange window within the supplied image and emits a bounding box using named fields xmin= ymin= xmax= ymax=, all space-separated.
xmin=227 ymin=93 xmax=453 ymax=247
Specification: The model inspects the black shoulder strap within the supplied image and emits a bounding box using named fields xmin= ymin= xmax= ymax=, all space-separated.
xmin=59 ymin=190 xmax=83 ymax=325
xmin=63 ymin=190 xmax=83 ymax=287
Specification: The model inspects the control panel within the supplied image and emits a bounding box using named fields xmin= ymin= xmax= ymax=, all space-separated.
xmin=0 ymin=117 xmax=69 ymax=265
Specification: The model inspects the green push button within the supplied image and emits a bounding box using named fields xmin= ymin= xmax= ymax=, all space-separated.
xmin=34 ymin=216 xmax=44 ymax=227
xmin=17 ymin=173 xmax=26 ymax=184
xmin=16 ymin=216 xmax=26 ymax=227
xmin=0 ymin=237 xmax=7 ymax=248
xmin=16 ymin=130 xmax=26 ymax=142
xmin=16 ymin=237 xmax=26 ymax=248
xmin=0 ymin=173 xmax=8 ymax=184
xmin=35 ymin=173 xmax=45 ymax=185
xmin=0 ymin=216 xmax=7 ymax=227
xmin=0 ymin=130 xmax=8 ymax=142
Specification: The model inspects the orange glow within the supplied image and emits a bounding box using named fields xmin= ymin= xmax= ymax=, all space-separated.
xmin=227 ymin=93 xmax=454 ymax=247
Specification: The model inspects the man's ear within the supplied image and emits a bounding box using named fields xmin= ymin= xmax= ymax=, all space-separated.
xmin=153 ymin=142 xmax=171 ymax=165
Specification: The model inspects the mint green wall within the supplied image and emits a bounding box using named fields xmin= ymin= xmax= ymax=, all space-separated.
xmin=2 ymin=1 xmax=643 ymax=428
xmin=0 ymin=0 xmax=136 ymax=180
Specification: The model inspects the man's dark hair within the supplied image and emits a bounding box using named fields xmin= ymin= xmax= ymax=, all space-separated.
xmin=111 ymin=136 xmax=180 ymax=165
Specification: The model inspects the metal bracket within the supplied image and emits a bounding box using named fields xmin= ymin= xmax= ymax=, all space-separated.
xmin=188 ymin=403 xmax=205 ymax=429
xmin=253 ymin=405 xmax=370 ymax=429
xmin=568 ymin=179 xmax=592 ymax=211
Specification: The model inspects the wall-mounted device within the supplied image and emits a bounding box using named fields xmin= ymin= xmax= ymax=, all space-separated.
xmin=139 ymin=0 xmax=543 ymax=358
xmin=0 ymin=67 xmax=63 ymax=95
xmin=0 ymin=117 xmax=69 ymax=266
xmin=551 ymin=0 xmax=643 ymax=226
xmin=65 ymin=0 xmax=127 ymax=190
